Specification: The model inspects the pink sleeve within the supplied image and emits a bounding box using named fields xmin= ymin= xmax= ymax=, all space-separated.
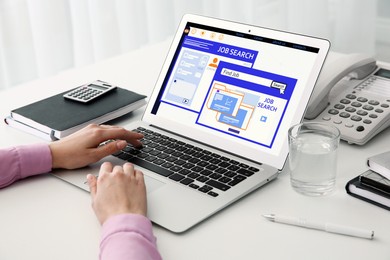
xmin=100 ymin=214 xmax=162 ymax=260
xmin=0 ymin=144 xmax=52 ymax=188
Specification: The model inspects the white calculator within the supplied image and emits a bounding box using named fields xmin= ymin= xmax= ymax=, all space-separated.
xmin=63 ymin=80 xmax=117 ymax=103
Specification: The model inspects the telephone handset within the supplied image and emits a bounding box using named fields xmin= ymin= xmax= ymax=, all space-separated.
xmin=306 ymin=52 xmax=377 ymax=119
xmin=305 ymin=51 xmax=390 ymax=145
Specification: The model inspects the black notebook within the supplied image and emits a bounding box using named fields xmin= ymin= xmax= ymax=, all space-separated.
xmin=5 ymin=85 xmax=146 ymax=140
xmin=346 ymin=170 xmax=390 ymax=211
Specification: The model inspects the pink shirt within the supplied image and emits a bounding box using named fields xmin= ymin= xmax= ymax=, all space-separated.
xmin=0 ymin=144 xmax=162 ymax=260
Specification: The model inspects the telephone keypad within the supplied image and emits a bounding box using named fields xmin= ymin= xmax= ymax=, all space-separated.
xmin=325 ymin=92 xmax=390 ymax=135
xmin=317 ymin=67 xmax=390 ymax=145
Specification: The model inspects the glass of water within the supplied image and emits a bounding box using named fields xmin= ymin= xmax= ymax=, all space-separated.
xmin=288 ymin=122 xmax=340 ymax=196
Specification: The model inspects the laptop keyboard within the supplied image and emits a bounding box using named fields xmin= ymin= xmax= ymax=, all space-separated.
xmin=112 ymin=127 xmax=260 ymax=197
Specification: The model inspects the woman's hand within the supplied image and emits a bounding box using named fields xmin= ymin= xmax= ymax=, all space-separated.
xmin=87 ymin=162 xmax=147 ymax=224
xmin=49 ymin=124 xmax=143 ymax=169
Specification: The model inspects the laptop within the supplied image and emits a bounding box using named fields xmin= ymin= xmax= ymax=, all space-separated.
xmin=52 ymin=14 xmax=330 ymax=233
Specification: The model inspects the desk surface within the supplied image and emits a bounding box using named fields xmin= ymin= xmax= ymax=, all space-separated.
xmin=0 ymin=40 xmax=389 ymax=260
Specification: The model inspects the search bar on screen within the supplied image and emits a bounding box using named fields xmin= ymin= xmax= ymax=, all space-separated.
xmin=221 ymin=68 xmax=286 ymax=94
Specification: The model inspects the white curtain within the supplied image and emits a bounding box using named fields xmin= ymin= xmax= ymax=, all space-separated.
xmin=0 ymin=0 xmax=388 ymax=89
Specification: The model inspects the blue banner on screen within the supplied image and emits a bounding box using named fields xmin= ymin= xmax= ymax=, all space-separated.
xmin=183 ymin=36 xmax=258 ymax=63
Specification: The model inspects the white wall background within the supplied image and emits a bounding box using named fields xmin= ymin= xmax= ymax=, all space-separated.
xmin=0 ymin=0 xmax=389 ymax=89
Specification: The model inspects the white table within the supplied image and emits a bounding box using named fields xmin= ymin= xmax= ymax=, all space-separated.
xmin=0 ymin=39 xmax=389 ymax=260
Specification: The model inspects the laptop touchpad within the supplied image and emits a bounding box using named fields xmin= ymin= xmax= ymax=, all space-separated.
xmin=144 ymin=175 xmax=165 ymax=194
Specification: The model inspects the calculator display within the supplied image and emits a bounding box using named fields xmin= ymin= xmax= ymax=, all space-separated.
xmin=89 ymin=84 xmax=109 ymax=90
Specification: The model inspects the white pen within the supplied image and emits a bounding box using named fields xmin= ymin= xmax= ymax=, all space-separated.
xmin=262 ymin=214 xmax=374 ymax=240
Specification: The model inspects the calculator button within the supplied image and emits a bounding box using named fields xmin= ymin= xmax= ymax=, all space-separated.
xmin=363 ymin=119 xmax=372 ymax=124
xmin=333 ymin=120 xmax=342 ymax=124
xmin=357 ymin=97 xmax=368 ymax=102
xmin=375 ymin=108 xmax=383 ymax=113
xmin=381 ymin=104 xmax=389 ymax=108
xmin=345 ymin=107 xmax=356 ymax=113
xmin=345 ymin=123 xmax=354 ymax=128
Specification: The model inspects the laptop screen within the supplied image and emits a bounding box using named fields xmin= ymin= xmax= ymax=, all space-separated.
xmin=144 ymin=15 xmax=329 ymax=169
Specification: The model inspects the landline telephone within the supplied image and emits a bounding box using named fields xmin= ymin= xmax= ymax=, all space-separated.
xmin=305 ymin=51 xmax=390 ymax=145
